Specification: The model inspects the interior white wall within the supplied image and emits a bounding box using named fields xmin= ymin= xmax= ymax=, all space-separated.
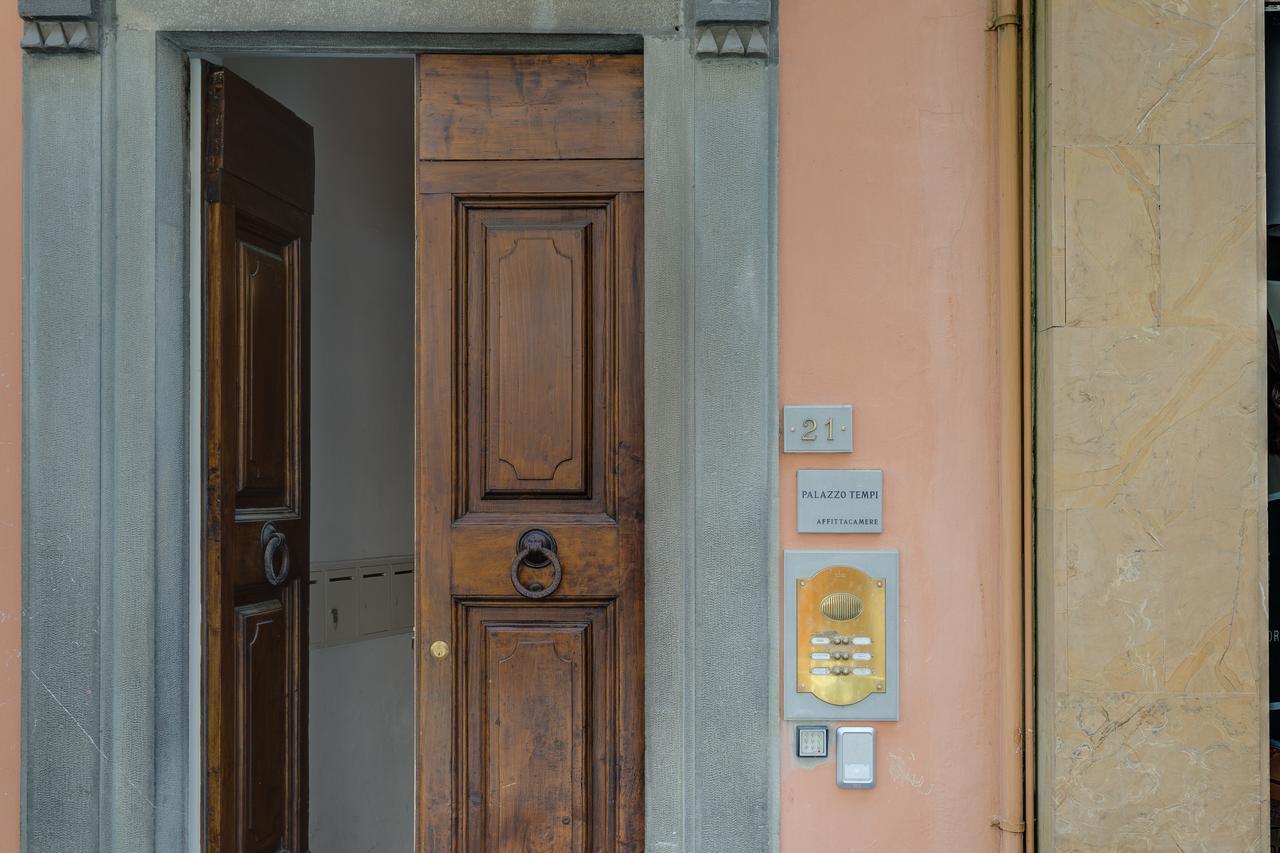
xmin=224 ymin=56 xmax=416 ymax=853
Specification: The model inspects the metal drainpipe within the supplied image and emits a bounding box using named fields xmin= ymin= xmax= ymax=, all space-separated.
xmin=990 ymin=0 xmax=1030 ymax=849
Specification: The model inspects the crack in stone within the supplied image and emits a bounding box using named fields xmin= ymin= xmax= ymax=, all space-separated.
xmin=1211 ymin=514 xmax=1249 ymax=685
xmin=28 ymin=667 xmax=156 ymax=810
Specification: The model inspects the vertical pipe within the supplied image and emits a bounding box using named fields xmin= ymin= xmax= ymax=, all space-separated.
xmin=1020 ymin=0 xmax=1036 ymax=848
xmin=992 ymin=0 xmax=1028 ymax=849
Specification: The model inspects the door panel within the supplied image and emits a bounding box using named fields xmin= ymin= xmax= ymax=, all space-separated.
xmin=462 ymin=202 xmax=613 ymax=516
xmin=417 ymin=53 xmax=644 ymax=853
xmin=203 ymin=64 xmax=314 ymax=853
xmin=483 ymin=225 xmax=586 ymax=497
xmin=463 ymin=605 xmax=615 ymax=853
xmin=235 ymin=600 xmax=292 ymax=853
xmin=233 ymin=220 xmax=302 ymax=515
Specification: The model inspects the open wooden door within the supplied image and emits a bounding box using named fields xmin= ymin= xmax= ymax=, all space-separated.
xmin=202 ymin=64 xmax=314 ymax=853
xmin=416 ymin=54 xmax=645 ymax=852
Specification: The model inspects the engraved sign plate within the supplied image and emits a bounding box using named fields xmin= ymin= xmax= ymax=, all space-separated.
xmin=782 ymin=405 xmax=853 ymax=453
xmin=797 ymin=469 xmax=883 ymax=533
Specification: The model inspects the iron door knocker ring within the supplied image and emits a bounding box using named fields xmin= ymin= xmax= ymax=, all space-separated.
xmin=510 ymin=528 xmax=561 ymax=599
xmin=261 ymin=521 xmax=291 ymax=587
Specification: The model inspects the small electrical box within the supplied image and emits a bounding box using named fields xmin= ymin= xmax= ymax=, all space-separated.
xmin=795 ymin=725 xmax=829 ymax=759
xmin=785 ymin=550 xmax=899 ymax=721
xmin=836 ymin=726 xmax=876 ymax=789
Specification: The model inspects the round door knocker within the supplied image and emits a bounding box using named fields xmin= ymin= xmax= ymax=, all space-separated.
xmin=510 ymin=528 xmax=561 ymax=599
xmin=260 ymin=521 xmax=291 ymax=587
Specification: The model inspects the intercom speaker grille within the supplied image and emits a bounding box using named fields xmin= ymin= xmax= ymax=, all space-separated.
xmin=819 ymin=591 xmax=863 ymax=621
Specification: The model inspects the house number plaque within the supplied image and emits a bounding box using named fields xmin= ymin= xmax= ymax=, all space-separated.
xmin=782 ymin=405 xmax=853 ymax=453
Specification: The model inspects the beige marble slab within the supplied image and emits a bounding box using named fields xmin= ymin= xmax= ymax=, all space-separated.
xmin=1160 ymin=144 xmax=1258 ymax=328
xmin=1054 ymin=692 xmax=1263 ymax=851
xmin=1041 ymin=2 xmax=1266 ymax=850
xmin=1064 ymin=505 xmax=1259 ymax=695
xmin=1051 ymin=0 xmax=1256 ymax=146
xmin=1064 ymin=146 xmax=1160 ymax=327
xmin=1047 ymin=325 xmax=1258 ymax=511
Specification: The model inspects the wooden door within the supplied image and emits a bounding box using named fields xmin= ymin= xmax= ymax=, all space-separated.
xmin=416 ymin=54 xmax=645 ymax=853
xmin=202 ymin=64 xmax=314 ymax=853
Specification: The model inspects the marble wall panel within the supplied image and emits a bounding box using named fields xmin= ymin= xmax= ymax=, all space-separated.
xmin=1064 ymin=146 xmax=1160 ymax=326
xmin=1052 ymin=0 xmax=1256 ymax=146
xmin=1053 ymin=693 xmax=1263 ymax=851
xmin=1049 ymin=325 xmax=1256 ymax=512
xmin=1039 ymin=0 xmax=1266 ymax=847
xmin=1160 ymin=144 xmax=1258 ymax=328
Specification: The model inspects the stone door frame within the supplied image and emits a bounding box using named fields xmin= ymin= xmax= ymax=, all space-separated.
xmin=21 ymin=9 xmax=779 ymax=853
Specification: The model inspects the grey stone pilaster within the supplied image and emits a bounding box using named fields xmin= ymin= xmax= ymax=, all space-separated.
xmin=149 ymin=36 xmax=192 ymax=853
xmin=98 ymin=28 xmax=191 ymax=851
xmin=644 ymin=36 xmax=778 ymax=853
xmin=23 ymin=27 xmax=191 ymax=853
xmin=22 ymin=48 xmax=105 ymax=851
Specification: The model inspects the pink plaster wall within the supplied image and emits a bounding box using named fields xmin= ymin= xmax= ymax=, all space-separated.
xmin=778 ymin=2 xmax=1003 ymax=849
xmin=0 ymin=2 xmax=20 ymax=848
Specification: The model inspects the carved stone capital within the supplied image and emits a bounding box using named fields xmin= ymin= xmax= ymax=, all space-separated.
xmin=693 ymin=0 xmax=772 ymax=59
xmin=19 ymin=0 xmax=99 ymax=52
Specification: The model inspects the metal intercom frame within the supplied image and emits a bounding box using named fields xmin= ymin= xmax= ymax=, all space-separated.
xmin=784 ymin=550 xmax=900 ymax=720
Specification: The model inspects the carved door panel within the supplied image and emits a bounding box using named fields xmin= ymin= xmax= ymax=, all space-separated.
xmin=202 ymin=64 xmax=314 ymax=853
xmin=416 ymin=54 xmax=644 ymax=853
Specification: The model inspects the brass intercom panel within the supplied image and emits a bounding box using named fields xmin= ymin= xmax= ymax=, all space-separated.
xmin=785 ymin=550 xmax=899 ymax=721
xmin=796 ymin=565 xmax=887 ymax=706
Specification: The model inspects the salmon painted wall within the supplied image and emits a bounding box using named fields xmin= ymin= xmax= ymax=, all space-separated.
xmin=778 ymin=2 xmax=1002 ymax=849
xmin=0 ymin=2 xmax=20 ymax=848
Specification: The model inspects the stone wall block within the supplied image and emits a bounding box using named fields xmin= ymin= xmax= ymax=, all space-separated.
xmin=1064 ymin=505 xmax=1260 ymax=696
xmin=1064 ymin=146 xmax=1160 ymax=326
xmin=1065 ymin=507 xmax=1168 ymax=693
xmin=1160 ymin=143 xmax=1258 ymax=328
xmin=1160 ymin=508 xmax=1260 ymax=693
xmin=1053 ymin=692 xmax=1263 ymax=849
xmin=1041 ymin=1 xmax=1267 ymax=847
xmin=1052 ymin=0 xmax=1256 ymax=146
xmin=1049 ymin=326 xmax=1257 ymax=512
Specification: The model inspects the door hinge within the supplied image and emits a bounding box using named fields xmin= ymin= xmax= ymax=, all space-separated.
xmin=988 ymin=13 xmax=1021 ymax=31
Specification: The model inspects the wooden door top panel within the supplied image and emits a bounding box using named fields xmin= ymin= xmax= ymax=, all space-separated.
xmin=205 ymin=66 xmax=315 ymax=213
xmin=417 ymin=54 xmax=643 ymax=161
